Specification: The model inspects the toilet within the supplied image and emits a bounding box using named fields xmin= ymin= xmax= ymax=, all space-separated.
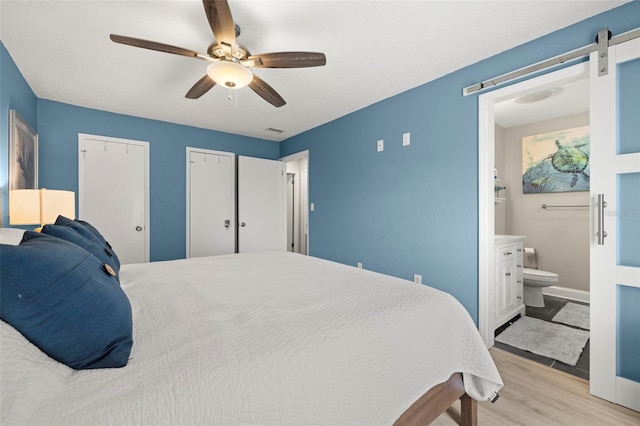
xmin=522 ymin=248 xmax=559 ymax=307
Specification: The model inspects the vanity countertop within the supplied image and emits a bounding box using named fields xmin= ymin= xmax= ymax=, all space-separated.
xmin=494 ymin=234 xmax=525 ymax=244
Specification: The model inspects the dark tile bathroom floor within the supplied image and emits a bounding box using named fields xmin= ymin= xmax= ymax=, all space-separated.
xmin=494 ymin=295 xmax=590 ymax=380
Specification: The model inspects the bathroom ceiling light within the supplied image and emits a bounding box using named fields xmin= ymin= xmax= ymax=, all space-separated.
xmin=514 ymin=87 xmax=563 ymax=104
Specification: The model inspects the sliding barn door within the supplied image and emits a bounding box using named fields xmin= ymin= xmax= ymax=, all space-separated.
xmin=187 ymin=148 xmax=235 ymax=258
xmin=78 ymin=134 xmax=149 ymax=264
xmin=238 ymin=156 xmax=287 ymax=252
xmin=589 ymin=36 xmax=640 ymax=410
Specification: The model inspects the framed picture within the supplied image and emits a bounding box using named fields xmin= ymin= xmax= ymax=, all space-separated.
xmin=522 ymin=125 xmax=590 ymax=193
xmin=9 ymin=109 xmax=38 ymax=190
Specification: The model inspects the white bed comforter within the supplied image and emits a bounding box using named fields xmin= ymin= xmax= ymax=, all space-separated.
xmin=1 ymin=252 xmax=502 ymax=425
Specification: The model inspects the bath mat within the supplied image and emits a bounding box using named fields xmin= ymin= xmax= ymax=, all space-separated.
xmin=552 ymin=302 xmax=590 ymax=330
xmin=496 ymin=316 xmax=589 ymax=366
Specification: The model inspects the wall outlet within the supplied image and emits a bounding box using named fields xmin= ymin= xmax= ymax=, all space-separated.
xmin=357 ymin=262 xmax=363 ymax=269
xmin=377 ymin=139 xmax=384 ymax=152
xmin=403 ymin=132 xmax=411 ymax=146
xmin=414 ymin=274 xmax=422 ymax=284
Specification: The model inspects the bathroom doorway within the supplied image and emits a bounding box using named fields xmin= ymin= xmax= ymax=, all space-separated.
xmin=478 ymin=62 xmax=592 ymax=380
xmin=281 ymin=150 xmax=309 ymax=255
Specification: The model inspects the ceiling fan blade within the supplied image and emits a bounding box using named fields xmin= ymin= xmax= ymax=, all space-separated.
xmin=110 ymin=34 xmax=200 ymax=58
xmin=203 ymin=0 xmax=236 ymax=57
xmin=186 ymin=75 xmax=216 ymax=99
xmin=249 ymin=75 xmax=286 ymax=108
xmin=247 ymin=52 xmax=326 ymax=68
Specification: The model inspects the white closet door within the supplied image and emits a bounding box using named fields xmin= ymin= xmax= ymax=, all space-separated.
xmin=187 ymin=149 xmax=235 ymax=257
xmin=238 ymin=156 xmax=287 ymax=252
xmin=79 ymin=135 xmax=149 ymax=264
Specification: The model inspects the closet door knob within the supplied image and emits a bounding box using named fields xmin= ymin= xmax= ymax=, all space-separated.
xmin=240 ymin=222 xmax=246 ymax=227
xmin=135 ymin=226 xmax=143 ymax=232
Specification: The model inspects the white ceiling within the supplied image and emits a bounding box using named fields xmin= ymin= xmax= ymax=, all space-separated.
xmin=494 ymin=77 xmax=590 ymax=128
xmin=0 ymin=1 xmax=626 ymax=142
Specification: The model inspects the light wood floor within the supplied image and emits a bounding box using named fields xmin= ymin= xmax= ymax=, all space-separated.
xmin=433 ymin=348 xmax=640 ymax=425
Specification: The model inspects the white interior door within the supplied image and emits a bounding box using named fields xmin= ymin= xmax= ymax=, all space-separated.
xmin=238 ymin=156 xmax=287 ymax=252
xmin=187 ymin=148 xmax=235 ymax=257
xmin=589 ymin=37 xmax=640 ymax=410
xmin=78 ymin=134 xmax=149 ymax=264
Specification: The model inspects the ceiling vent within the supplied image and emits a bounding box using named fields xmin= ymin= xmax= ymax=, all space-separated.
xmin=265 ymin=127 xmax=285 ymax=134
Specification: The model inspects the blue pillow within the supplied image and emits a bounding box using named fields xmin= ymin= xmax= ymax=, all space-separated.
xmin=33 ymin=225 xmax=120 ymax=280
xmin=54 ymin=215 xmax=120 ymax=270
xmin=0 ymin=232 xmax=133 ymax=370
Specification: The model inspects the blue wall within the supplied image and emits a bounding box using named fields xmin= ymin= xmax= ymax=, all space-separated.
xmin=280 ymin=2 xmax=640 ymax=322
xmin=0 ymin=43 xmax=38 ymax=225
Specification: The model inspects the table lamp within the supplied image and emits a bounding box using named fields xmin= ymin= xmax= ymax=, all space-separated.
xmin=9 ymin=188 xmax=75 ymax=231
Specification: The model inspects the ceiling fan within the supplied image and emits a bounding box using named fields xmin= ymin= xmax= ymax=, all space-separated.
xmin=110 ymin=0 xmax=326 ymax=107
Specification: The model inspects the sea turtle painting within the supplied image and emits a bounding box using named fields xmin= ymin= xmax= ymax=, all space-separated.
xmin=547 ymin=140 xmax=590 ymax=187
xmin=522 ymin=126 xmax=590 ymax=193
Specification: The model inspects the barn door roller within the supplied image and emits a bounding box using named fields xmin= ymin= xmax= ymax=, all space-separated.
xmin=596 ymin=29 xmax=612 ymax=76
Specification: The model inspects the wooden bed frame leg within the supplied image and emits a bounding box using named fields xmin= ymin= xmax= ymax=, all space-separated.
xmin=460 ymin=394 xmax=477 ymax=426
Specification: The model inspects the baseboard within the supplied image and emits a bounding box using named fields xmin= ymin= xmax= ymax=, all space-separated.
xmin=542 ymin=286 xmax=590 ymax=303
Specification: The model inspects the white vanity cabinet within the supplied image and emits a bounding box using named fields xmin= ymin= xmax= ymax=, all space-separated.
xmin=494 ymin=235 xmax=526 ymax=330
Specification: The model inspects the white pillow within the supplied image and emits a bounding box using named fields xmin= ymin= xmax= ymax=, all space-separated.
xmin=0 ymin=228 xmax=25 ymax=246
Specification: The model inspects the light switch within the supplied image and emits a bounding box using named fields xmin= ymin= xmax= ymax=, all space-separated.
xmin=377 ymin=139 xmax=384 ymax=152
xmin=403 ymin=132 xmax=411 ymax=146
xmin=310 ymin=202 xmax=315 ymax=211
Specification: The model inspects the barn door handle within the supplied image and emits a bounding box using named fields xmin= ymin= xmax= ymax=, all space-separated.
xmin=597 ymin=194 xmax=607 ymax=245
xmin=135 ymin=225 xmax=143 ymax=232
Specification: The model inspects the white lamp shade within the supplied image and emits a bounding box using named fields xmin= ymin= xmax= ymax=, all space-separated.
xmin=206 ymin=61 xmax=253 ymax=88
xmin=9 ymin=189 xmax=75 ymax=226
xmin=40 ymin=190 xmax=75 ymax=224
xmin=9 ymin=190 xmax=40 ymax=225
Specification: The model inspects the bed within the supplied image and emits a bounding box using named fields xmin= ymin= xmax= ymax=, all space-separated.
xmin=1 ymin=226 xmax=502 ymax=425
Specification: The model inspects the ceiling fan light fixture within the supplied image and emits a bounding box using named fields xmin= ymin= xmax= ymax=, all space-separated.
xmin=207 ymin=61 xmax=253 ymax=89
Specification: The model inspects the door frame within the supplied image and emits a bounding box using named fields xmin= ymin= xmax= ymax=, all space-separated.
xmin=185 ymin=147 xmax=235 ymax=258
xmin=78 ymin=133 xmax=150 ymax=262
xmin=286 ymin=172 xmax=296 ymax=252
xmin=477 ymin=63 xmax=589 ymax=348
xmin=280 ymin=150 xmax=310 ymax=255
